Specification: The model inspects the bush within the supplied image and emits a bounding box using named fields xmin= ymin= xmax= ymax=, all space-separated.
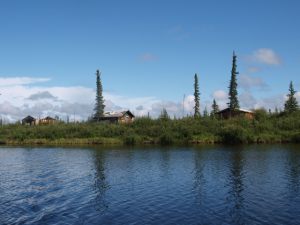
xmin=159 ymin=132 xmax=175 ymax=145
xmin=291 ymin=132 xmax=300 ymax=143
xmin=123 ymin=135 xmax=138 ymax=145
xmin=1 ymin=111 xmax=300 ymax=145
xmin=219 ymin=125 xmax=251 ymax=144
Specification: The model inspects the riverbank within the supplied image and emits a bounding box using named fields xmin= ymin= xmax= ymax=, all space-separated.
xmin=0 ymin=136 xmax=296 ymax=146
xmin=0 ymin=110 xmax=300 ymax=146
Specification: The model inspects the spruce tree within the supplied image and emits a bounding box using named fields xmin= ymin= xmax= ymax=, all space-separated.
xmin=228 ymin=52 xmax=240 ymax=110
xmin=160 ymin=108 xmax=170 ymax=120
xmin=203 ymin=107 xmax=209 ymax=117
xmin=94 ymin=70 xmax=105 ymax=121
xmin=284 ymin=81 xmax=298 ymax=113
xmin=194 ymin=73 xmax=200 ymax=117
xmin=211 ymin=99 xmax=219 ymax=117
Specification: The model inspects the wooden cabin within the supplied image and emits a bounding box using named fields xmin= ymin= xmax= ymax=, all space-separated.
xmin=216 ymin=108 xmax=254 ymax=119
xmin=39 ymin=116 xmax=57 ymax=125
xmin=100 ymin=110 xmax=135 ymax=124
xmin=22 ymin=115 xmax=36 ymax=126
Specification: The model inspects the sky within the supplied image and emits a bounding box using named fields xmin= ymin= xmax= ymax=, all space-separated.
xmin=0 ymin=0 xmax=300 ymax=121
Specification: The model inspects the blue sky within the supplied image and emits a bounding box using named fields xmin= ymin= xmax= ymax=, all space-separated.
xmin=0 ymin=0 xmax=299 ymax=120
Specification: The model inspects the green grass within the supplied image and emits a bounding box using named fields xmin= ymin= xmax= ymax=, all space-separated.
xmin=1 ymin=110 xmax=300 ymax=146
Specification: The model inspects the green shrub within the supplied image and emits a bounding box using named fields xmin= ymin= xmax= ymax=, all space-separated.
xmin=123 ymin=135 xmax=138 ymax=145
xmin=219 ymin=125 xmax=251 ymax=144
xmin=159 ymin=132 xmax=175 ymax=145
xmin=291 ymin=132 xmax=300 ymax=143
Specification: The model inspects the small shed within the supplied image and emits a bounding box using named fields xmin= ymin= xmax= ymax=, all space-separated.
xmin=216 ymin=108 xmax=254 ymax=119
xmin=39 ymin=116 xmax=57 ymax=125
xmin=100 ymin=110 xmax=135 ymax=124
xmin=22 ymin=116 xmax=36 ymax=126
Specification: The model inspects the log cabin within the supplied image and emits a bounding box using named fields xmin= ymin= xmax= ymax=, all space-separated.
xmin=216 ymin=108 xmax=254 ymax=119
xmin=39 ymin=116 xmax=57 ymax=125
xmin=22 ymin=115 xmax=36 ymax=126
xmin=100 ymin=110 xmax=135 ymax=124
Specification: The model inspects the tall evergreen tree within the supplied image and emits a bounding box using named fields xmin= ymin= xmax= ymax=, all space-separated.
xmin=228 ymin=52 xmax=240 ymax=110
xmin=203 ymin=107 xmax=209 ymax=117
xmin=194 ymin=73 xmax=200 ymax=117
xmin=159 ymin=108 xmax=170 ymax=120
xmin=94 ymin=70 xmax=105 ymax=121
xmin=211 ymin=99 xmax=219 ymax=117
xmin=284 ymin=81 xmax=298 ymax=113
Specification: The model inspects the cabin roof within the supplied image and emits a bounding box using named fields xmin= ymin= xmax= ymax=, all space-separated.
xmin=42 ymin=116 xmax=56 ymax=120
xmin=217 ymin=108 xmax=253 ymax=114
xmin=102 ymin=110 xmax=135 ymax=118
xmin=22 ymin=115 xmax=36 ymax=121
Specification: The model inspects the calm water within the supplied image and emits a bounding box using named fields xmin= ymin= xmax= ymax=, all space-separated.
xmin=1 ymin=145 xmax=300 ymax=225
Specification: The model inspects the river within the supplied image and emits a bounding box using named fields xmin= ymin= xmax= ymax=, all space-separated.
xmin=0 ymin=145 xmax=300 ymax=225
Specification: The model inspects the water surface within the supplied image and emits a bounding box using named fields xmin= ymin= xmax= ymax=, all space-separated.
xmin=0 ymin=145 xmax=300 ymax=225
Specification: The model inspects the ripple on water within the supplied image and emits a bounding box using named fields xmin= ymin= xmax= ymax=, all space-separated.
xmin=1 ymin=146 xmax=300 ymax=225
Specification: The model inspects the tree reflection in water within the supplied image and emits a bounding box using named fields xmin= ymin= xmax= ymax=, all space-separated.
xmin=93 ymin=149 xmax=110 ymax=213
xmin=193 ymin=148 xmax=206 ymax=206
xmin=228 ymin=147 xmax=245 ymax=225
xmin=286 ymin=145 xmax=300 ymax=194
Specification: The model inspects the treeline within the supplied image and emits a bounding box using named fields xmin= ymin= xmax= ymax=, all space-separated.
xmin=0 ymin=109 xmax=300 ymax=145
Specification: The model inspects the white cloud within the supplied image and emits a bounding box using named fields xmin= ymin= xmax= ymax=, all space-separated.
xmin=239 ymin=92 xmax=258 ymax=109
xmin=0 ymin=76 xmax=196 ymax=122
xmin=240 ymin=91 xmax=300 ymax=111
xmin=146 ymin=95 xmax=195 ymax=118
xmin=212 ymin=90 xmax=228 ymax=110
xmin=136 ymin=105 xmax=144 ymax=111
xmin=27 ymin=91 xmax=58 ymax=101
xmin=213 ymin=90 xmax=227 ymax=100
xmin=210 ymin=89 xmax=294 ymax=112
xmin=1 ymin=76 xmax=298 ymax=123
xmin=251 ymin=48 xmax=281 ymax=65
xmin=247 ymin=66 xmax=261 ymax=73
xmin=239 ymin=74 xmax=267 ymax=90
xmin=0 ymin=77 xmax=200 ymax=122
xmin=0 ymin=77 xmax=50 ymax=87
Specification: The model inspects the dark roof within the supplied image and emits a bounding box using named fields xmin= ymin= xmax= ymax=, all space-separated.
xmin=22 ymin=115 xmax=36 ymax=121
xmin=42 ymin=116 xmax=56 ymax=120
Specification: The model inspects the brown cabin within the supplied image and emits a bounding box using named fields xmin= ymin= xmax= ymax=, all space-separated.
xmin=100 ymin=110 xmax=135 ymax=124
xmin=22 ymin=115 xmax=36 ymax=126
xmin=216 ymin=108 xmax=254 ymax=119
xmin=39 ymin=116 xmax=57 ymax=125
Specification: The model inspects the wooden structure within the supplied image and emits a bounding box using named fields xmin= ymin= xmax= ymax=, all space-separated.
xmin=216 ymin=108 xmax=254 ymax=119
xmin=100 ymin=110 xmax=135 ymax=124
xmin=22 ymin=116 xmax=36 ymax=126
xmin=39 ymin=116 xmax=57 ymax=125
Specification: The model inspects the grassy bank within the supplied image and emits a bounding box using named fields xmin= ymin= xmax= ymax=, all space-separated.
xmin=1 ymin=110 xmax=300 ymax=146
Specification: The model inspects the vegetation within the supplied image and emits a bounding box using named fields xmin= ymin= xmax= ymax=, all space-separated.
xmin=194 ymin=73 xmax=201 ymax=117
xmin=203 ymin=107 xmax=209 ymax=117
xmin=159 ymin=108 xmax=170 ymax=120
xmin=93 ymin=70 xmax=105 ymax=121
xmin=211 ymin=99 xmax=219 ymax=118
xmin=0 ymin=110 xmax=300 ymax=146
xmin=284 ymin=81 xmax=299 ymax=113
xmin=228 ymin=52 xmax=240 ymax=110
xmin=0 ymin=54 xmax=299 ymax=147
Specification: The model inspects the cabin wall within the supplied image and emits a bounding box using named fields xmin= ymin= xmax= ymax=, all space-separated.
xmin=39 ymin=119 xmax=56 ymax=125
xmin=118 ymin=115 xmax=134 ymax=124
xmin=100 ymin=117 xmax=118 ymax=123
xmin=219 ymin=111 xmax=254 ymax=120
xmin=244 ymin=112 xmax=254 ymax=119
xmin=22 ymin=120 xmax=36 ymax=126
